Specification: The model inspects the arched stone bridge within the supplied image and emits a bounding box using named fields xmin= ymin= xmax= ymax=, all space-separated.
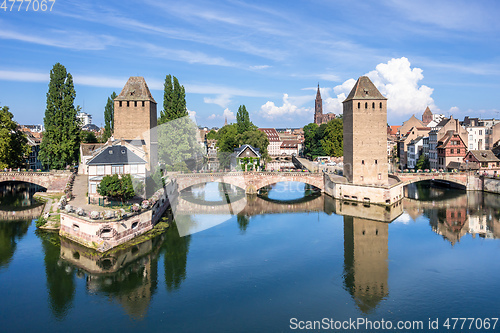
xmin=394 ymin=172 xmax=471 ymax=188
xmin=171 ymin=171 xmax=325 ymax=194
xmin=0 ymin=171 xmax=72 ymax=192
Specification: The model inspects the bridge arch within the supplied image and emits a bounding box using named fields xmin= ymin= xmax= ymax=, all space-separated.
xmin=173 ymin=172 xmax=325 ymax=195
xmin=0 ymin=171 xmax=71 ymax=192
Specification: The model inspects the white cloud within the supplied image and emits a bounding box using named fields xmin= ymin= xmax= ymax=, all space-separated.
xmin=260 ymin=94 xmax=312 ymax=120
xmin=325 ymin=57 xmax=436 ymax=117
xmin=394 ymin=213 xmax=412 ymax=224
xmin=188 ymin=110 xmax=197 ymax=123
xmin=204 ymin=94 xmax=232 ymax=108
xmin=249 ymin=65 xmax=271 ymax=70
xmin=0 ymin=70 xmax=48 ymax=82
xmin=223 ymin=108 xmax=235 ymax=121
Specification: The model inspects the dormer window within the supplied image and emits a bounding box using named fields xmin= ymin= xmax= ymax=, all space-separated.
xmin=121 ymin=149 xmax=126 ymax=155
xmin=108 ymin=150 xmax=113 ymax=155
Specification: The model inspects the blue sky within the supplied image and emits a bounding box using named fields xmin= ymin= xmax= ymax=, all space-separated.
xmin=1 ymin=0 xmax=499 ymax=128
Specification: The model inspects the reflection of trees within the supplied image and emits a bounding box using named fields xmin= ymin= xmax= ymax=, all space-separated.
xmin=38 ymin=231 xmax=75 ymax=320
xmin=237 ymin=214 xmax=250 ymax=232
xmin=162 ymin=221 xmax=191 ymax=292
xmin=0 ymin=181 xmax=45 ymax=210
xmin=0 ymin=219 xmax=30 ymax=269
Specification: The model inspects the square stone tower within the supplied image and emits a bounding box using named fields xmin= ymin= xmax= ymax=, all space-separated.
xmin=343 ymin=76 xmax=388 ymax=186
xmin=114 ymin=77 xmax=157 ymax=170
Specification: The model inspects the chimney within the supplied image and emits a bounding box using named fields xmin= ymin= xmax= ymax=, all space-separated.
xmin=456 ymin=118 xmax=459 ymax=134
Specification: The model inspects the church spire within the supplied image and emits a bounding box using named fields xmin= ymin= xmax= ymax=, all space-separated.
xmin=316 ymin=83 xmax=321 ymax=99
xmin=224 ymin=116 xmax=228 ymax=126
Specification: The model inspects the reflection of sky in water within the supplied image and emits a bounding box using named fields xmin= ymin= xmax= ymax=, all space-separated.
xmin=267 ymin=182 xmax=307 ymax=201
xmin=191 ymin=182 xmax=224 ymax=202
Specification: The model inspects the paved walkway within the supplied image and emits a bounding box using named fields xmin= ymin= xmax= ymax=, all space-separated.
xmin=70 ymin=174 xmax=106 ymax=212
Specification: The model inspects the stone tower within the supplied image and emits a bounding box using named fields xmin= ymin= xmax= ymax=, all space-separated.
xmin=314 ymin=84 xmax=323 ymax=125
xmin=343 ymin=76 xmax=388 ymax=186
xmin=114 ymin=77 xmax=157 ymax=170
xmin=343 ymin=216 xmax=389 ymax=313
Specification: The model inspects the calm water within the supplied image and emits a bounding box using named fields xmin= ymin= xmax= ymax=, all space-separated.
xmin=0 ymin=181 xmax=499 ymax=332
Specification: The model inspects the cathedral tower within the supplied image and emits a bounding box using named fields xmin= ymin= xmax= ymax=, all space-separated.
xmin=314 ymin=84 xmax=323 ymax=125
xmin=343 ymin=76 xmax=388 ymax=186
xmin=114 ymin=77 xmax=157 ymax=170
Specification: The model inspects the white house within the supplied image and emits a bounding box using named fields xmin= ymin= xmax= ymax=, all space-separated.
xmin=407 ymin=136 xmax=425 ymax=169
xmin=86 ymin=142 xmax=147 ymax=199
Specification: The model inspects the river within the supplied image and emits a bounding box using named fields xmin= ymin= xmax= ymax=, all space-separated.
xmin=0 ymin=181 xmax=499 ymax=332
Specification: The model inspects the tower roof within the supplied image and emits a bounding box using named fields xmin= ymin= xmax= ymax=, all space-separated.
xmin=343 ymin=76 xmax=387 ymax=102
xmin=423 ymin=106 xmax=432 ymax=116
xmin=316 ymin=83 xmax=321 ymax=100
xmin=115 ymin=76 xmax=156 ymax=103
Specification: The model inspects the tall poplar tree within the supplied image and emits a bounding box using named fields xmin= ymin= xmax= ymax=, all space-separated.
xmin=236 ymin=105 xmax=253 ymax=134
xmin=39 ymin=63 xmax=80 ymax=169
xmin=159 ymin=74 xmax=187 ymax=124
xmin=102 ymin=91 xmax=117 ymax=142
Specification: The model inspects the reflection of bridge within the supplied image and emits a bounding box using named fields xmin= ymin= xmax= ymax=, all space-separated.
xmin=173 ymin=195 xmax=326 ymax=216
xmin=0 ymin=204 xmax=44 ymax=221
xmin=0 ymin=171 xmax=72 ymax=192
xmin=172 ymin=172 xmax=324 ymax=194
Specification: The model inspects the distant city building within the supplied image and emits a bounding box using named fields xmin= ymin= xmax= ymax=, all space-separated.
xmin=258 ymin=128 xmax=282 ymax=156
xmin=464 ymin=150 xmax=500 ymax=176
xmin=77 ymin=112 xmax=93 ymax=126
xmin=422 ymin=106 xmax=433 ymax=126
xmin=314 ymin=84 xmax=335 ymax=125
xmin=436 ymin=130 xmax=467 ymax=170
xmin=428 ymin=117 xmax=468 ymax=169
xmin=407 ymin=136 xmax=425 ymax=169
xmin=343 ymin=76 xmax=388 ymax=186
xmin=21 ymin=124 xmax=44 ymax=133
xmin=82 ymin=124 xmax=101 ymax=133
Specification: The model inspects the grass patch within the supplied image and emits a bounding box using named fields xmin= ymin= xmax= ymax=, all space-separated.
xmin=35 ymin=216 xmax=47 ymax=228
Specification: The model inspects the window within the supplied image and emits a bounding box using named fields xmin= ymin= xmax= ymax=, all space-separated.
xmin=130 ymin=164 xmax=138 ymax=174
xmin=362 ymin=160 xmax=365 ymax=165
xmin=379 ymin=102 xmax=382 ymax=108
xmin=97 ymin=165 xmax=104 ymax=175
xmin=457 ymin=149 xmax=460 ymax=154
xmin=375 ymin=159 xmax=378 ymax=164
xmin=142 ymin=101 xmax=145 ymax=107
xmin=358 ymin=102 xmax=360 ymax=108
xmin=479 ymin=130 xmax=482 ymax=135
xmin=90 ymin=183 xmax=97 ymax=194
xmin=365 ymin=102 xmax=368 ymax=108
xmin=127 ymin=101 xmax=130 ymax=107
xmin=119 ymin=101 xmax=122 ymax=107
xmin=112 ymin=165 xmax=124 ymax=174
xmin=451 ymin=149 xmax=454 ymax=154
xmin=481 ymin=162 xmax=488 ymax=167
xmin=134 ymin=101 xmax=137 ymax=107
xmin=372 ymin=102 xmax=375 ymax=108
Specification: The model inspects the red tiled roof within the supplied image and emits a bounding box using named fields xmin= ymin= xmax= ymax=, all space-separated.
xmin=258 ymin=128 xmax=281 ymax=142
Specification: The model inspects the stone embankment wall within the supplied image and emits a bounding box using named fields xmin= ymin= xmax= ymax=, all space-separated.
xmin=324 ymin=173 xmax=404 ymax=205
xmin=481 ymin=177 xmax=500 ymax=194
xmin=60 ymin=180 xmax=178 ymax=252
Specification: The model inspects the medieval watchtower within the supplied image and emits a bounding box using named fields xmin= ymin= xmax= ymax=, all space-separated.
xmin=114 ymin=77 xmax=157 ymax=170
xmin=343 ymin=76 xmax=388 ymax=186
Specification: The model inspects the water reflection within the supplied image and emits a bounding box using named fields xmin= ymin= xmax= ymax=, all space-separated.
xmin=0 ymin=220 xmax=31 ymax=270
xmin=11 ymin=180 xmax=500 ymax=323
xmin=404 ymin=182 xmax=500 ymax=243
xmin=0 ymin=182 xmax=45 ymax=221
xmin=343 ymin=217 xmax=388 ymax=314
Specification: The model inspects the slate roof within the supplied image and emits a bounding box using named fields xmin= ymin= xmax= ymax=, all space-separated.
xmin=234 ymin=144 xmax=261 ymax=158
xmin=343 ymin=76 xmax=387 ymax=102
xmin=115 ymin=76 xmax=156 ymax=103
xmin=280 ymin=140 xmax=300 ymax=148
xmin=87 ymin=145 xmax=146 ymax=165
xmin=82 ymin=124 xmax=101 ymax=132
xmin=435 ymin=118 xmax=450 ymax=127
xmin=466 ymin=150 xmax=500 ymax=163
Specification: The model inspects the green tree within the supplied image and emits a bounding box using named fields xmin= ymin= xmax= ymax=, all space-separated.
xmin=236 ymin=105 xmax=254 ymax=134
xmin=80 ymin=130 xmax=98 ymax=143
xmin=206 ymin=129 xmax=218 ymax=140
xmin=303 ymin=123 xmax=326 ymax=159
xmin=39 ymin=63 xmax=80 ymax=169
xmin=97 ymin=174 xmax=136 ymax=202
xmin=216 ymin=124 xmax=239 ymax=169
xmin=416 ymin=154 xmax=430 ymax=170
xmin=103 ymin=91 xmax=117 ymax=142
xmin=159 ymin=75 xmax=187 ymax=124
xmin=0 ymin=106 xmax=30 ymax=169
xmin=321 ymin=118 xmax=343 ymax=157
xmin=237 ymin=129 xmax=270 ymax=161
